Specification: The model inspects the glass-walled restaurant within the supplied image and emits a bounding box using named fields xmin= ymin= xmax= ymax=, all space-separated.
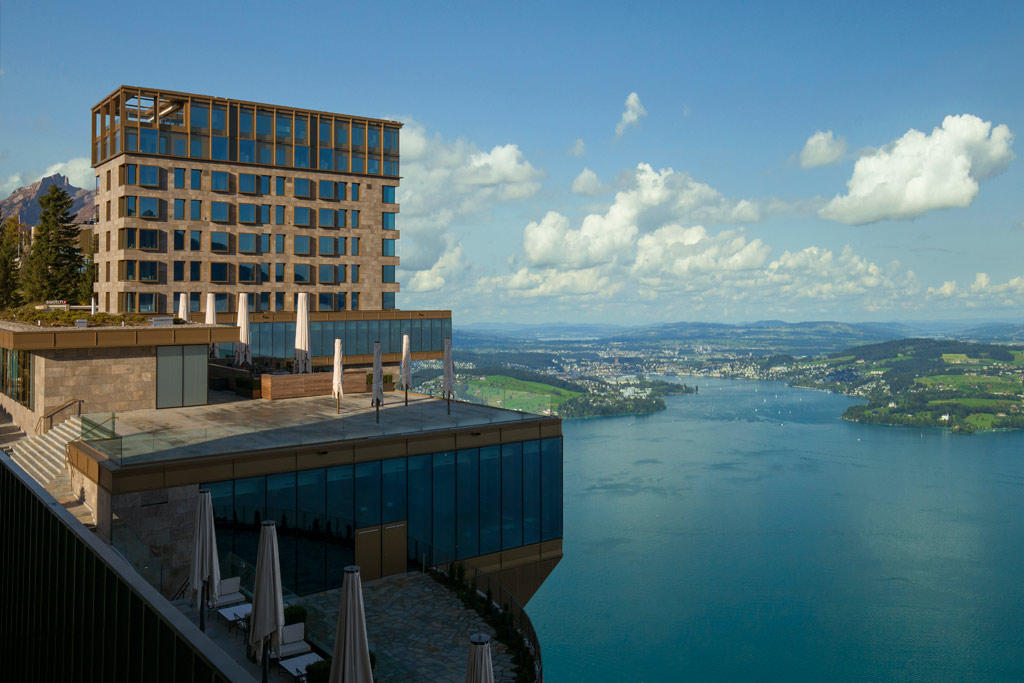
xmin=0 ymin=347 xmax=33 ymax=410
xmin=203 ymin=437 xmax=562 ymax=595
xmin=216 ymin=317 xmax=452 ymax=369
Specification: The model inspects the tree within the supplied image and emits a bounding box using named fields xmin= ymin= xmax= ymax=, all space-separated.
xmin=0 ymin=216 xmax=22 ymax=309
xmin=21 ymin=184 xmax=84 ymax=302
xmin=77 ymin=231 xmax=97 ymax=306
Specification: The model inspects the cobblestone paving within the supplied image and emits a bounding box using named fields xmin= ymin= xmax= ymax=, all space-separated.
xmin=298 ymin=572 xmax=517 ymax=683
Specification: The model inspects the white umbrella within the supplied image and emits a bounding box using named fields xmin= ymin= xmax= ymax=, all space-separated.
xmin=293 ymin=292 xmax=311 ymax=373
xmin=248 ymin=521 xmax=284 ymax=680
xmin=443 ymin=337 xmax=454 ymax=414
xmin=177 ymin=292 xmax=189 ymax=322
xmin=332 ymin=339 xmax=344 ymax=412
xmin=328 ymin=566 xmax=373 ymax=683
xmin=189 ymin=490 xmax=221 ymax=632
xmin=372 ymin=341 xmax=384 ymax=423
xmin=465 ymin=633 xmax=495 ymax=683
xmin=235 ymin=293 xmax=251 ymax=367
xmin=206 ymin=292 xmax=219 ymax=358
xmin=400 ymin=333 xmax=411 ymax=406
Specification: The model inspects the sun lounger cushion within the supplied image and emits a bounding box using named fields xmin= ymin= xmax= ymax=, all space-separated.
xmin=277 ymin=622 xmax=311 ymax=659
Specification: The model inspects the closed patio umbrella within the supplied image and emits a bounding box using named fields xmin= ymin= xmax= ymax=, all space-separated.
xmin=443 ymin=337 xmax=454 ymax=414
xmin=400 ymin=333 xmax=411 ymax=405
xmin=372 ymin=341 xmax=384 ymax=423
xmin=189 ymin=490 xmax=220 ymax=632
xmin=236 ymin=293 xmax=252 ymax=368
xmin=293 ymin=292 xmax=311 ymax=373
xmin=333 ymin=339 xmax=344 ymax=412
xmin=177 ymin=292 xmax=189 ymax=322
xmin=465 ymin=633 xmax=495 ymax=683
xmin=205 ymin=292 xmax=219 ymax=358
xmin=248 ymin=521 xmax=284 ymax=683
xmin=328 ymin=566 xmax=373 ymax=683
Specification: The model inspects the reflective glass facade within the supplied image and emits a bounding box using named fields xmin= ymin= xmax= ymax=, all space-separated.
xmin=202 ymin=436 xmax=562 ymax=595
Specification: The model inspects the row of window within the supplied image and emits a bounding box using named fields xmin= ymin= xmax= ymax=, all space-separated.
xmin=121 ymin=290 xmax=373 ymax=314
xmin=119 ymin=260 xmax=387 ymax=286
xmin=116 ymin=227 xmax=392 ymax=259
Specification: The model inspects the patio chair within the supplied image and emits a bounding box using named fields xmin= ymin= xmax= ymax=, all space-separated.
xmin=208 ymin=576 xmax=245 ymax=608
xmin=277 ymin=622 xmax=312 ymax=659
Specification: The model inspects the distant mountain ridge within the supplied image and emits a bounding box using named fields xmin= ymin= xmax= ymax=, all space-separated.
xmin=0 ymin=174 xmax=95 ymax=226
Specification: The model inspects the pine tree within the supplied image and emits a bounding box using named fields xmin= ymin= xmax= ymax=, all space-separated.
xmin=22 ymin=184 xmax=83 ymax=302
xmin=77 ymin=231 xmax=98 ymax=306
xmin=0 ymin=216 xmax=23 ymax=309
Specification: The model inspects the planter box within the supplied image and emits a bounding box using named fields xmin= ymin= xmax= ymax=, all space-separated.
xmin=235 ymin=387 xmax=262 ymax=399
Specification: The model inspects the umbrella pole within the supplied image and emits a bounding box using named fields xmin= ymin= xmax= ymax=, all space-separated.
xmin=405 ymin=387 xmax=408 ymax=406
xmin=376 ymin=401 xmax=380 ymax=424
xmin=337 ymin=394 xmax=340 ymax=414
xmin=447 ymin=394 xmax=451 ymax=415
xmin=261 ymin=641 xmax=269 ymax=683
xmin=200 ymin=579 xmax=206 ymax=632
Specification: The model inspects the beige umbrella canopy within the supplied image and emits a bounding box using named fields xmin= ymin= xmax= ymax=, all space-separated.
xmin=371 ymin=341 xmax=384 ymax=423
xmin=332 ymin=339 xmax=344 ymax=412
xmin=294 ymin=292 xmax=312 ymax=373
xmin=189 ymin=490 xmax=220 ymax=632
xmin=443 ymin=337 xmax=455 ymax=414
xmin=328 ymin=566 xmax=373 ymax=683
xmin=248 ymin=521 xmax=284 ymax=677
xmin=400 ymin=333 xmax=411 ymax=405
xmin=177 ymin=292 xmax=189 ymax=322
xmin=465 ymin=633 xmax=495 ymax=683
xmin=235 ymin=293 xmax=252 ymax=367
xmin=205 ymin=292 xmax=219 ymax=358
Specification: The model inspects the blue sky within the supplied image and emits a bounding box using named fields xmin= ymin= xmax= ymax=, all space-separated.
xmin=2 ymin=0 xmax=1023 ymax=324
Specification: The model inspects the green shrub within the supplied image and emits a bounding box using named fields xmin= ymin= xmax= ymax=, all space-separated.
xmin=283 ymin=605 xmax=307 ymax=625
xmin=305 ymin=658 xmax=330 ymax=683
xmin=365 ymin=373 xmax=394 ymax=384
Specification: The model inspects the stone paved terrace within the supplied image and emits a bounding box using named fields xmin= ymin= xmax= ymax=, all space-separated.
xmin=297 ymin=571 xmax=517 ymax=683
xmin=81 ymin=390 xmax=542 ymax=465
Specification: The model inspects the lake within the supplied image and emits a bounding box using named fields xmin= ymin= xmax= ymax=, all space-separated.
xmin=528 ymin=378 xmax=1024 ymax=682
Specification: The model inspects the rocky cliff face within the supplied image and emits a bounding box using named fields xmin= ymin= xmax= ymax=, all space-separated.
xmin=0 ymin=174 xmax=96 ymax=226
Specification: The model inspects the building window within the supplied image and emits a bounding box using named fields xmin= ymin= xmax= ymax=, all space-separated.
xmin=351 ymin=210 xmax=360 ymax=228
xmin=275 ymin=206 xmax=285 ymax=225
xmin=190 ymin=230 xmax=202 ymax=250
xmin=257 ymin=111 xmax=273 ymax=138
xmin=238 ymin=233 xmax=257 ymax=254
xmin=351 ymin=126 xmax=364 ymax=147
xmin=351 ymin=292 xmax=359 ymax=310
xmin=276 ymin=115 xmax=291 ymax=138
xmin=294 ymin=264 xmax=311 ymax=283
xmin=140 ymin=129 xmax=158 ymax=154
xmin=275 ymin=176 xmax=285 ymax=195
xmin=239 ymin=139 xmax=256 ymax=163
xmin=367 ymin=159 xmax=380 ymax=174
xmin=338 ymin=238 xmax=347 ymax=255
xmin=258 ymin=143 xmax=273 ymax=164
xmin=260 ymin=262 xmax=270 ymax=283
xmin=173 ymin=261 xmax=185 ymax=281
xmin=139 ymin=261 xmax=159 ymax=282
xmin=211 ymin=202 xmax=229 ymax=222
xmin=211 ymin=171 xmax=229 ymax=192
xmin=211 ymin=136 xmax=230 ymax=161
xmin=351 ymin=183 xmax=360 ymax=201
xmin=294 ymin=146 xmax=310 ymax=168
xmin=238 ymin=263 xmax=258 ymax=283
xmin=319 ymin=148 xmax=333 ymax=170
xmin=174 ymin=230 xmax=185 ymax=250
xmin=382 ymin=265 xmax=396 ymax=283
xmin=382 ymin=186 xmax=396 ymax=203
xmin=210 ymin=262 xmax=229 ymax=283
xmin=215 ymin=292 xmax=229 ymax=312
xmin=294 ymin=178 xmax=311 ymax=198
xmin=382 ymin=239 xmax=395 ymax=257
xmin=261 ymin=205 xmax=271 ymax=224
xmin=383 ymin=158 xmax=399 ymax=176
xmin=335 ymin=292 xmax=346 ymax=310
xmin=139 ymin=165 xmax=159 ymax=187
xmin=260 ymin=175 xmax=271 ymax=194
xmin=174 ymin=199 xmax=185 ymax=220
xmin=318 ymin=209 xmax=334 ymax=228
xmin=318 ymin=292 xmax=334 ymax=311
xmin=139 ymin=197 xmax=159 ymax=219
xmin=211 ymin=232 xmax=230 ymax=252
xmin=192 ymin=137 xmax=208 ymax=159
xmin=124 ymin=164 xmax=137 ymax=186
xmin=318 ymin=180 xmax=334 ymax=199
xmin=190 ymin=261 xmax=201 ymax=281
xmin=190 ymin=200 xmax=201 ymax=221
xmin=275 ymin=263 xmax=285 ymax=282
xmin=294 ymin=207 xmax=311 ymax=227
xmin=126 ymin=131 xmax=138 ymax=152
xmin=121 ymin=228 xmax=137 ymax=250
xmin=275 ymin=146 xmax=291 ymax=166
xmin=382 ymin=212 xmax=397 ymax=230
xmin=239 ymin=204 xmax=257 ymax=224
xmin=351 ymin=264 xmax=360 ymax=283
xmin=191 ymin=103 xmax=208 ymax=129
xmin=294 ymin=235 xmax=312 ymax=256
xmin=338 ymin=210 xmax=346 ymax=228
xmin=318 ymin=264 xmax=335 ymax=284
xmin=275 ymin=234 xmax=285 ymax=253
xmin=191 ymin=169 xmax=202 ymax=190
xmin=138 ymin=292 xmax=156 ymax=313
xmin=337 ymin=265 xmax=347 ymax=282
xmin=318 ymin=236 xmax=334 ymax=256
xmin=275 ymin=292 xmax=285 ymax=311
xmin=337 ymin=182 xmax=347 ymax=201
xmin=382 ymin=292 xmax=396 ymax=309
xmin=139 ymin=229 xmax=159 ymax=250
xmin=260 ymin=233 xmax=271 ymax=254
xmin=351 ymin=238 xmax=360 ymax=256
xmin=383 ymin=128 xmax=399 ymax=152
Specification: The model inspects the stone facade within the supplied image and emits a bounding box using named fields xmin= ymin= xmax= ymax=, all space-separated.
xmin=39 ymin=346 xmax=157 ymax=416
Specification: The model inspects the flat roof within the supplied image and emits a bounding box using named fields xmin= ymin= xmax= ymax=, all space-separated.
xmin=0 ymin=321 xmax=238 ymax=350
xmin=73 ymin=392 xmax=560 ymax=492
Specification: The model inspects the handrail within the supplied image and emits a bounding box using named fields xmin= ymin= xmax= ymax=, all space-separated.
xmin=170 ymin=576 xmax=190 ymax=602
xmin=409 ymin=538 xmax=544 ymax=682
xmin=35 ymin=398 xmax=84 ymax=435
xmin=64 ymin=414 xmax=117 ymax=472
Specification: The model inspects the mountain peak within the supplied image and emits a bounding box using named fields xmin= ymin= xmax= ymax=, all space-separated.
xmin=1 ymin=174 xmax=95 ymax=226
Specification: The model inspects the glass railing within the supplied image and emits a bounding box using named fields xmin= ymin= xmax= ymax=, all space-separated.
xmin=110 ymin=515 xmax=163 ymax=594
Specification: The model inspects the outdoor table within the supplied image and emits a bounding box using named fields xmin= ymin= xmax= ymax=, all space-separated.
xmin=279 ymin=652 xmax=323 ymax=682
xmin=216 ymin=602 xmax=252 ymax=635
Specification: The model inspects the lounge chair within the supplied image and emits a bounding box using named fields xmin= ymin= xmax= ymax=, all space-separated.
xmin=208 ymin=576 xmax=245 ymax=608
xmin=277 ymin=622 xmax=312 ymax=659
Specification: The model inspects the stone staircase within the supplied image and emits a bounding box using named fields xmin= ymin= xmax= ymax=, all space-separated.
xmin=9 ymin=416 xmax=96 ymax=529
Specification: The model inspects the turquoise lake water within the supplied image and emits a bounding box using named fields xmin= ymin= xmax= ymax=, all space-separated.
xmin=528 ymin=377 xmax=1024 ymax=682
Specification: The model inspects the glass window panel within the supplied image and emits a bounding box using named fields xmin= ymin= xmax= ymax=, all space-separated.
xmin=318 ymin=209 xmax=334 ymax=228
xmin=238 ymin=263 xmax=257 ymax=283
xmin=432 ymin=318 xmax=442 ymax=351
xmin=211 ymin=232 xmax=229 ymax=252
xmin=382 ymin=212 xmax=396 ymax=230
xmin=211 ymin=106 xmax=226 ymax=132
xmin=256 ymin=111 xmax=272 ymax=137
xmin=382 ymin=186 xmax=396 ymax=203
xmin=239 ymin=174 xmax=256 ymax=193
xmin=239 ymin=109 xmax=254 ymax=135
xmin=382 ymin=265 xmax=395 ymax=283
xmin=276 ymin=115 xmax=291 ymax=138
xmin=211 ymin=202 xmax=229 ymax=222
xmin=294 ymin=264 xmax=311 ymax=283
xmin=139 ymin=165 xmax=158 ymax=187
xmin=326 ymin=465 xmax=355 ymax=586
xmin=432 ymin=451 xmax=456 ymax=560
xmin=367 ymin=158 xmax=380 ymax=174
xmin=210 ymin=262 xmax=229 ymax=282
xmin=318 ymin=264 xmax=335 ymax=284
xmin=541 ymin=437 xmax=563 ymax=540
xmin=294 ymin=207 xmax=311 ymax=226
xmin=239 ymin=139 xmax=255 ymax=163
xmin=501 ymin=443 xmax=523 ymax=550
xmin=351 ymin=156 xmax=364 ymax=173
xmin=139 ymin=229 xmax=159 ymax=250
xmin=456 ymin=449 xmax=479 ymax=560
xmin=190 ymin=136 xmax=207 ymax=159
xmin=190 ymin=261 xmax=201 ymax=281
xmin=382 ymin=239 xmax=395 ymax=257
xmin=174 ymin=168 xmax=185 ymax=189
xmin=190 ymin=103 xmax=208 ymax=129
xmin=234 ymin=475 xmax=266 ymax=529
xmin=211 ymin=136 xmax=229 ymax=160
xmin=479 ymin=446 xmax=501 ymax=555
xmin=319 ymin=148 xmax=333 ymax=170
xmin=266 ymin=472 xmax=297 ymax=591
xmin=296 ymin=468 xmax=326 ymax=594
xmin=318 ymin=180 xmax=334 ymax=199
xmin=139 ymin=197 xmax=158 ymax=218
xmin=523 ymin=440 xmax=541 ymax=546
xmin=368 ymin=128 xmax=380 ymax=148
xmin=258 ymin=143 xmax=273 ymax=164
xmin=351 ymin=125 xmax=364 ymax=147
xmin=294 ymin=145 xmax=310 ymax=168
xmin=354 ymin=461 xmax=381 ymax=528
xmin=319 ymin=120 xmax=331 ymax=144
xmin=239 ymin=204 xmax=256 ymax=224
xmin=211 ymin=171 xmax=229 ymax=192
xmin=173 ymin=230 xmax=185 ymax=250
xmin=318 ymin=236 xmax=335 ymax=256
xmin=174 ymin=199 xmax=185 ymax=220
xmin=407 ymin=454 xmax=432 ymax=555
xmin=140 ymin=128 xmax=158 ymax=154
xmin=275 ymin=145 xmax=291 ymax=166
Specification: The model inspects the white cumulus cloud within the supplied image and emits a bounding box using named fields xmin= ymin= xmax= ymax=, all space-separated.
xmin=406 ymin=244 xmax=464 ymax=293
xmin=820 ymin=114 xmax=1014 ymax=225
xmin=1 ymin=157 xmax=94 ymax=196
xmin=800 ymin=130 xmax=847 ymax=168
xmin=616 ymin=92 xmax=647 ymax=137
xmin=570 ymin=168 xmax=608 ymax=196
xmin=567 ymin=138 xmax=586 ymax=157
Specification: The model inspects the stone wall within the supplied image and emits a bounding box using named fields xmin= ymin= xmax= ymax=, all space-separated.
xmin=111 ymin=484 xmax=200 ymax=597
xmin=39 ymin=346 xmax=157 ymax=417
